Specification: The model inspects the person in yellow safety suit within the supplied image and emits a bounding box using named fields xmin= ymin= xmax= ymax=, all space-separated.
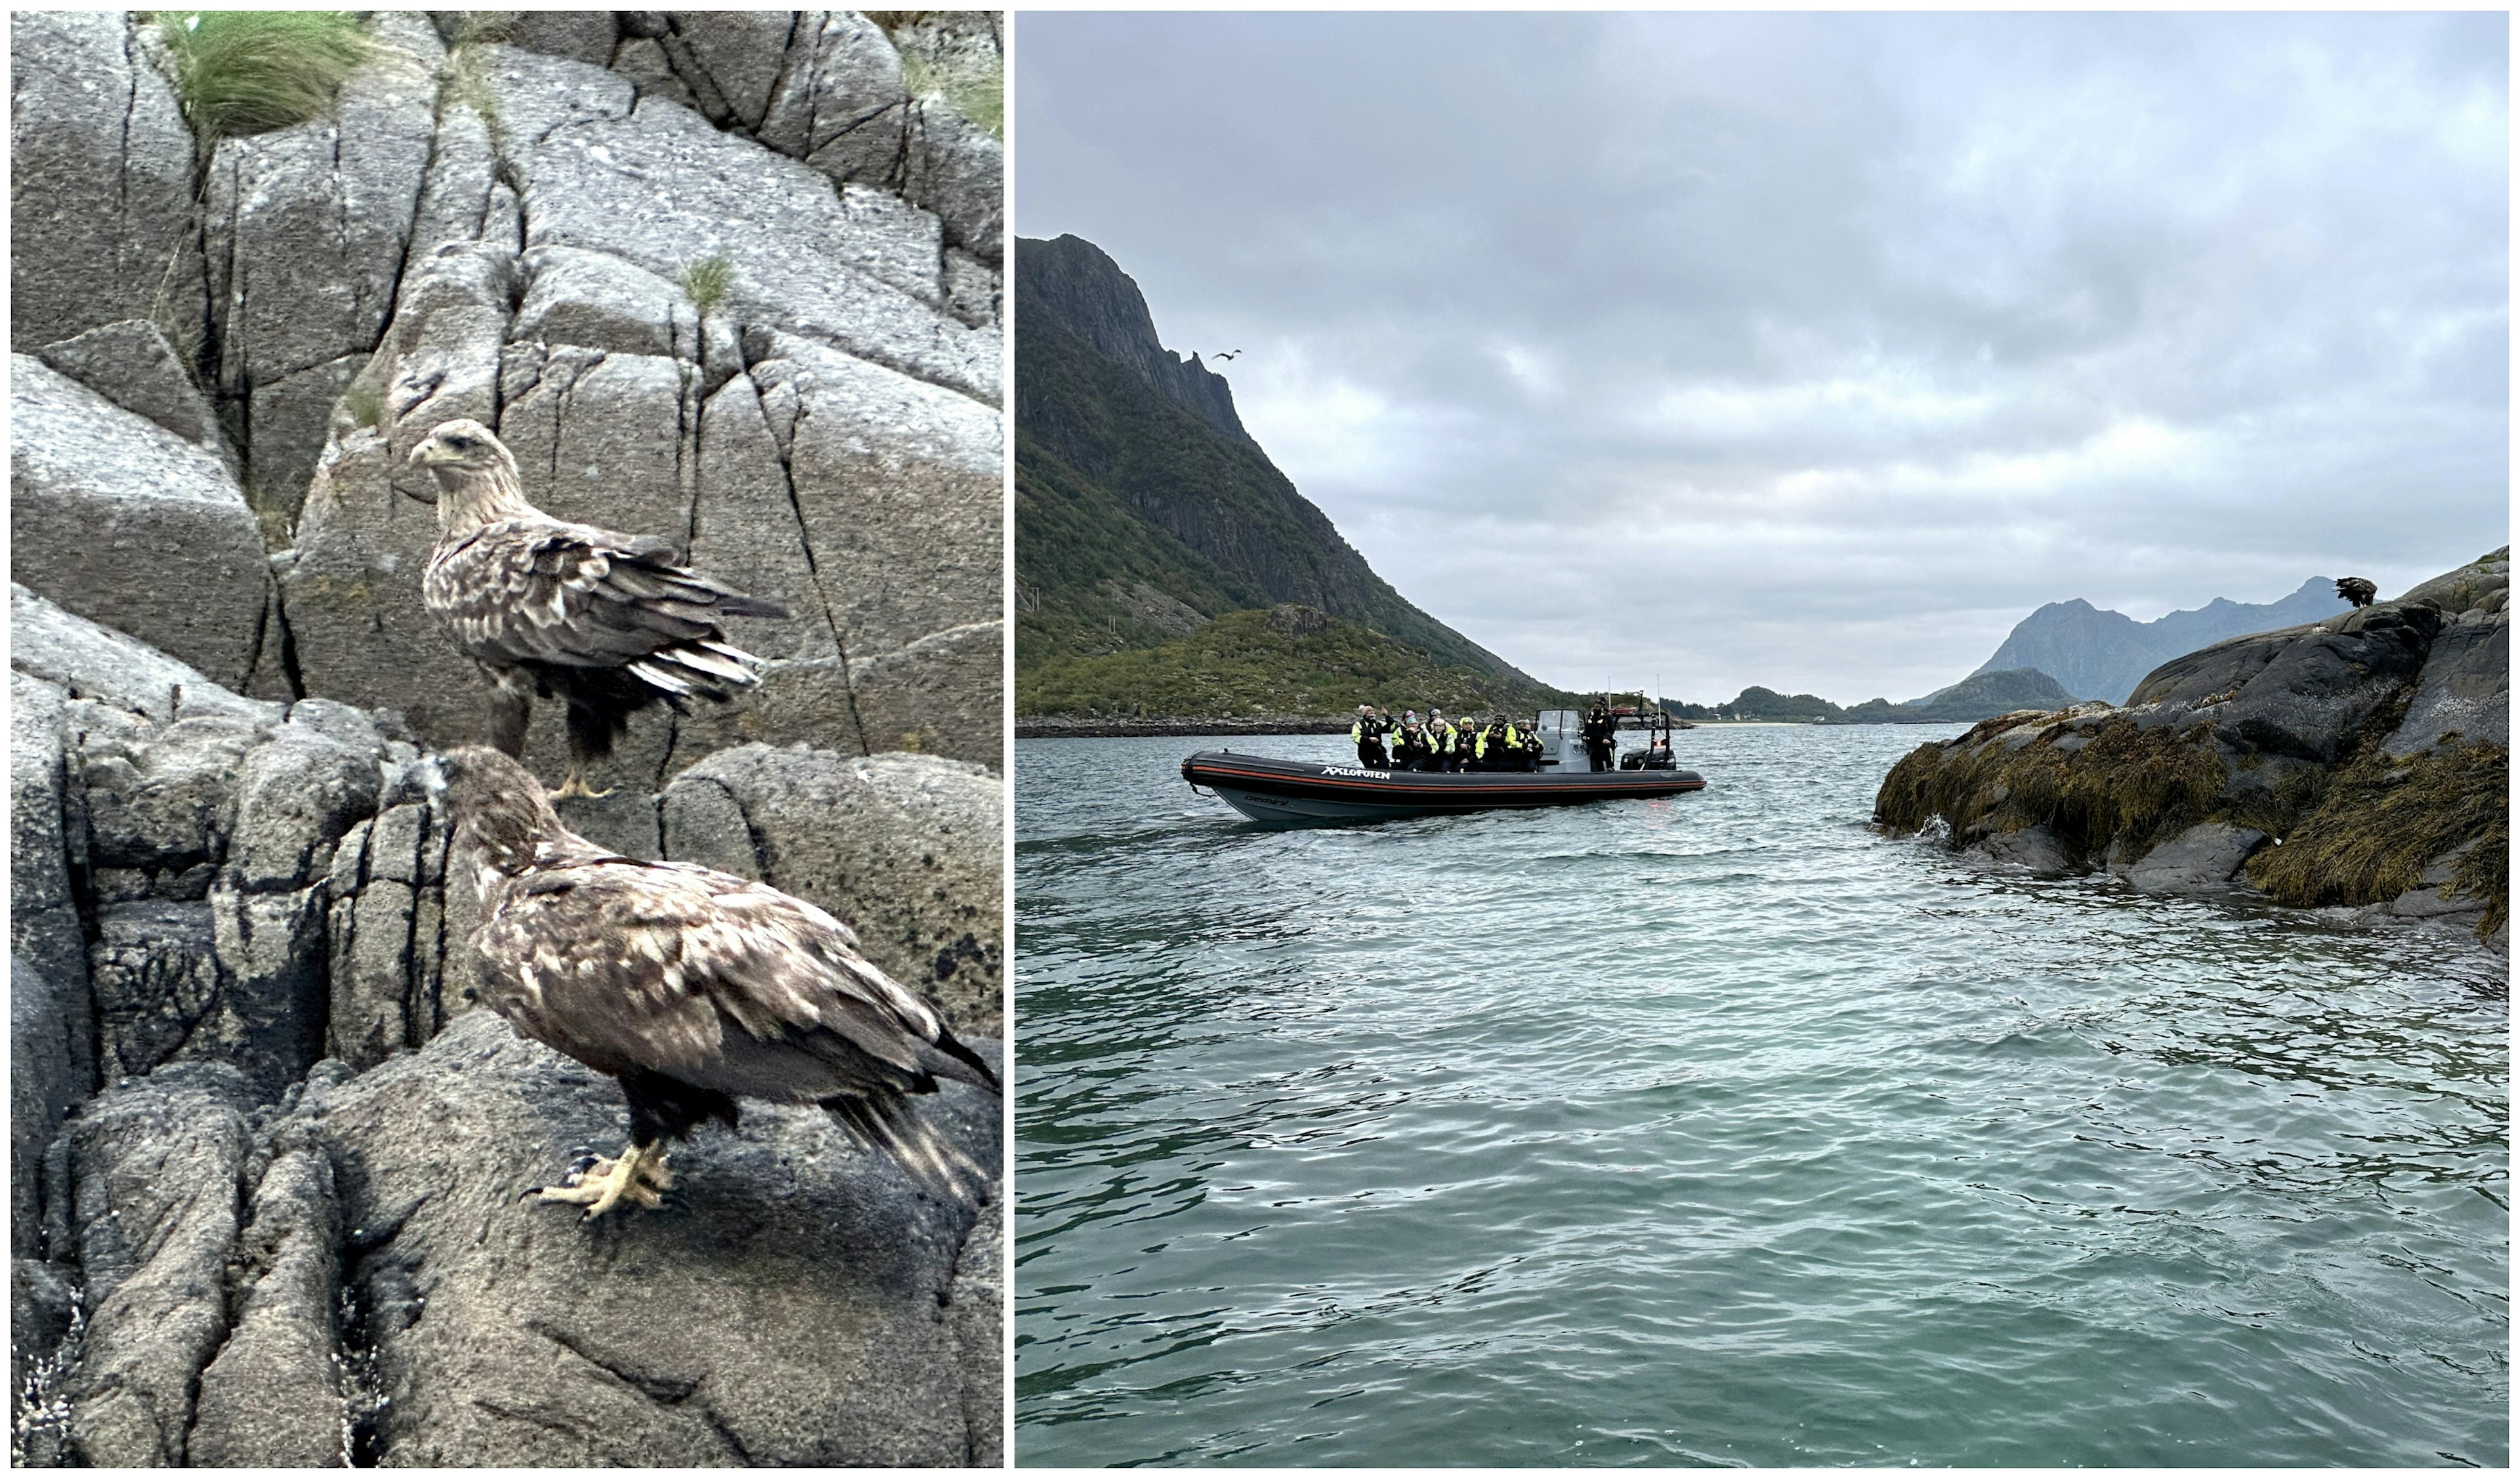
xmin=1427 ymin=709 xmax=1458 ymax=772
xmin=1391 ymin=709 xmax=1432 ymax=771
xmin=1349 ymin=704 xmax=1390 ymax=767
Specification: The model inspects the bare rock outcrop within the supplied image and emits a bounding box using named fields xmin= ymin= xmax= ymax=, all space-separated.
xmin=10 ymin=360 xmax=276 ymax=692
xmin=1876 ymin=549 xmax=2510 ymax=944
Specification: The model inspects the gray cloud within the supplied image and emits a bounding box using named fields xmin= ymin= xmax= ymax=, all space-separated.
xmin=1017 ymin=11 xmax=2507 ymax=703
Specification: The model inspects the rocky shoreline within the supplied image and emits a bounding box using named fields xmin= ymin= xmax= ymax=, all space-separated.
xmin=1874 ymin=550 xmax=2508 ymax=946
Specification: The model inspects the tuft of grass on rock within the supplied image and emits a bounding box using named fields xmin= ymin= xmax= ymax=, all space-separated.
xmin=2246 ymin=738 xmax=2509 ymax=940
xmin=904 ymin=52 xmax=1002 ymax=137
xmin=340 ymin=383 xmax=385 ymax=430
xmin=156 ymin=10 xmax=379 ymax=141
xmin=680 ymin=254 xmax=734 ymax=318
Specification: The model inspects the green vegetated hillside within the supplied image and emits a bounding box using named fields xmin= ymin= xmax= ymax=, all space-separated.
xmin=1015 ymin=234 xmax=1554 ymax=717
xmin=1022 ymin=606 xmax=1572 ymax=719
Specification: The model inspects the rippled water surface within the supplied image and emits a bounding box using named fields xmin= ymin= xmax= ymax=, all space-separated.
xmin=1014 ymin=727 xmax=2507 ymax=1467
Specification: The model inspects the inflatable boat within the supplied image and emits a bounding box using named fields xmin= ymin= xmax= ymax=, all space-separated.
xmin=1181 ymin=750 xmax=1706 ymax=825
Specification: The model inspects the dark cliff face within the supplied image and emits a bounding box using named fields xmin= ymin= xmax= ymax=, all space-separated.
xmin=1017 ymin=235 xmax=1255 ymax=446
xmin=1014 ymin=234 xmax=1542 ymax=700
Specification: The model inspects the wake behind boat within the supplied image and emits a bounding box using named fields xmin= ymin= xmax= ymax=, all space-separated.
xmin=1182 ymin=750 xmax=1706 ymax=824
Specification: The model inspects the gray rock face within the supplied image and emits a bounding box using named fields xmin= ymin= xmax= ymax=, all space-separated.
xmin=10 ymin=585 xmax=278 ymax=725
xmin=662 ymin=745 xmax=1005 ymax=1036
xmin=186 ymin=1125 xmax=346 ymax=1468
xmin=2122 ymin=822 xmax=2267 ymax=893
xmin=2135 ymin=601 xmax=2443 ymax=763
xmin=9 ymin=12 xmax=203 ymax=355
xmin=306 ymin=1010 xmax=1002 ymax=1467
xmin=34 ymin=320 xmax=230 ymax=462
xmin=11 ymin=359 xmax=275 ymax=691
xmin=61 ymin=1064 xmax=259 ymax=1467
xmin=201 ymin=16 xmax=440 ymax=520
xmin=2387 ymin=550 xmax=2511 ymax=756
xmin=10 ymin=679 xmax=94 ymax=1190
xmin=488 ymin=47 xmax=998 ymax=402
xmin=11 ymin=954 xmax=87 ymax=1262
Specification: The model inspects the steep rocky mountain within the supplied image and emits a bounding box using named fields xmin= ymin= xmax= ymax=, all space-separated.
xmin=1014 ymin=234 xmax=1545 ymax=709
xmin=10 ymin=12 xmax=1004 ymax=1467
xmin=1972 ymin=577 xmax=2343 ymax=704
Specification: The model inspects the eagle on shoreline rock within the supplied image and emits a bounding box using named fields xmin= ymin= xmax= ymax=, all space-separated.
xmin=435 ymin=745 xmax=999 ymax=1218
xmin=2336 ymin=577 xmax=2377 ymax=608
xmin=406 ymin=419 xmax=788 ymax=798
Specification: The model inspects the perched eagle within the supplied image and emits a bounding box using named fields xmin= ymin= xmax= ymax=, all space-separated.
xmin=2336 ymin=576 xmax=2378 ymax=609
xmin=406 ymin=419 xmax=788 ymax=797
xmin=435 ymin=745 xmax=999 ymax=1219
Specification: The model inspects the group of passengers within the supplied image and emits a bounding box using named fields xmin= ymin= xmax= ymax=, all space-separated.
xmin=1347 ymin=705 xmax=1543 ymax=772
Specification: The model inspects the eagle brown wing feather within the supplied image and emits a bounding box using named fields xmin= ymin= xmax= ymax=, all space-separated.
xmin=472 ymin=855 xmax=966 ymax=1095
xmin=423 ymin=518 xmax=771 ymax=674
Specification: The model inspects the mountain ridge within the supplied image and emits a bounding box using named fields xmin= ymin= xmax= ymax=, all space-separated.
xmin=1972 ymin=577 xmax=2343 ymax=703
xmin=1015 ymin=234 xmax=1556 ymax=714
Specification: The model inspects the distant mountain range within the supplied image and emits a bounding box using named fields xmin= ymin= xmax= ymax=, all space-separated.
xmin=1970 ymin=578 xmax=2343 ymax=704
xmin=1014 ymin=234 xmax=1568 ymax=717
xmin=1672 ymin=667 xmax=2082 ymax=724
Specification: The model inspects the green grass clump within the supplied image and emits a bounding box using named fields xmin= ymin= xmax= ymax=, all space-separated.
xmin=680 ymin=254 xmax=735 ymax=318
xmin=904 ymin=51 xmax=1003 ymax=138
xmin=2246 ymin=740 xmax=2509 ymax=940
xmin=156 ymin=11 xmax=379 ymax=141
xmin=339 ymin=383 xmax=385 ymax=430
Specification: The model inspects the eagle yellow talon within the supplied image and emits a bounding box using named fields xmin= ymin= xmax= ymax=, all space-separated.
xmin=534 ymin=1144 xmax=669 ymax=1220
xmin=549 ymin=770 xmax=613 ymax=801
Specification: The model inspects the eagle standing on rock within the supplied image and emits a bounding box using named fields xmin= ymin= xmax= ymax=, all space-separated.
xmin=435 ymin=745 xmax=999 ymax=1219
xmin=2336 ymin=577 xmax=2378 ymax=608
xmin=406 ymin=419 xmax=788 ymax=798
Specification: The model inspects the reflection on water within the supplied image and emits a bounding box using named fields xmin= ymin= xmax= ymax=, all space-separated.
xmin=1015 ymin=728 xmax=2508 ymax=1467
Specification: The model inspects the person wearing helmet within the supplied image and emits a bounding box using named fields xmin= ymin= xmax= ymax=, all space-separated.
xmin=1350 ymin=704 xmax=1390 ymax=768
xmin=1391 ymin=709 xmax=1431 ymax=771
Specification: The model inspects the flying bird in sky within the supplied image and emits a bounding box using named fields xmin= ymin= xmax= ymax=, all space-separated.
xmin=435 ymin=745 xmax=999 ymax=1219
xmin=1210 ymin=349 xmax=1241 ymax=360
xmin=406 ymin=419 xmax=788 ymax=798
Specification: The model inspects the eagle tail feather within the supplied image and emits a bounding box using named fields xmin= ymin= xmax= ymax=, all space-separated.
xmin=823 ymin=1094 xmax=986 ymax=1199
xmin=719 ymin=593 xmax=790 ymax=620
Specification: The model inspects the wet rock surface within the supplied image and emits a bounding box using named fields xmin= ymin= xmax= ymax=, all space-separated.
xmin=13 ymin=14 xmax=1003 ymax=1463
xmin=1876 ymin=550 xmax=2510 ymax=946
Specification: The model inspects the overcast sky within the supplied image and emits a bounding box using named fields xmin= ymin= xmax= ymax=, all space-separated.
xmin=1015 ymin=12 xmax=2508 ymax=703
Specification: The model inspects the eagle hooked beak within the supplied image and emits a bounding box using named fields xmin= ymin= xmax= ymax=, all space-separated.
xmin=398 ymin=434 xmax=447 ymax=505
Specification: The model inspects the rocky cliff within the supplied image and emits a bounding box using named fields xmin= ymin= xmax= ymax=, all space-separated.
xmin=1971 ymin=576 xmax=2344 ymax=705
xmin=1013 ymin=233 xmax=1545 ymax=710
xmin=12 ymin=12 xmax=1003 ymax=1466
xmin=1876 ymin=550 xmax=2508 ymax=945
xmin=13 ymin=9 xmax=1004 ymax=774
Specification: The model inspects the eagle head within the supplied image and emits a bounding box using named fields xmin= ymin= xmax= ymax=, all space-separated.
xmin=435 ymin=745 xmax=562 ymax=877
xmin=404 ymin=419 xmax=520 ymax=506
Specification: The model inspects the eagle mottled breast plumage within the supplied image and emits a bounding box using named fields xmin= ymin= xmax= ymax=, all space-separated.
xmin=407 ymin=418 xmax=788 ymax=795
xmin=439 ymin=745 xmax=998 ymax=1217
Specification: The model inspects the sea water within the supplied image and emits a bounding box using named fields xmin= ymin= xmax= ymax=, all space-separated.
xmin=1013 ymin=726 xmax=2506 ymax=1467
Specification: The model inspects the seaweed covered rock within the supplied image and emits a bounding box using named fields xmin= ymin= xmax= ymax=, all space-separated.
xmin=1876 ymin=549 xmax=2509 ymax=942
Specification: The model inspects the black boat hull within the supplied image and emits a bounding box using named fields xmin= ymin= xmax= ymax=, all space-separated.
xmin=1181 ymin=751 xmax=1706 ymax=824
